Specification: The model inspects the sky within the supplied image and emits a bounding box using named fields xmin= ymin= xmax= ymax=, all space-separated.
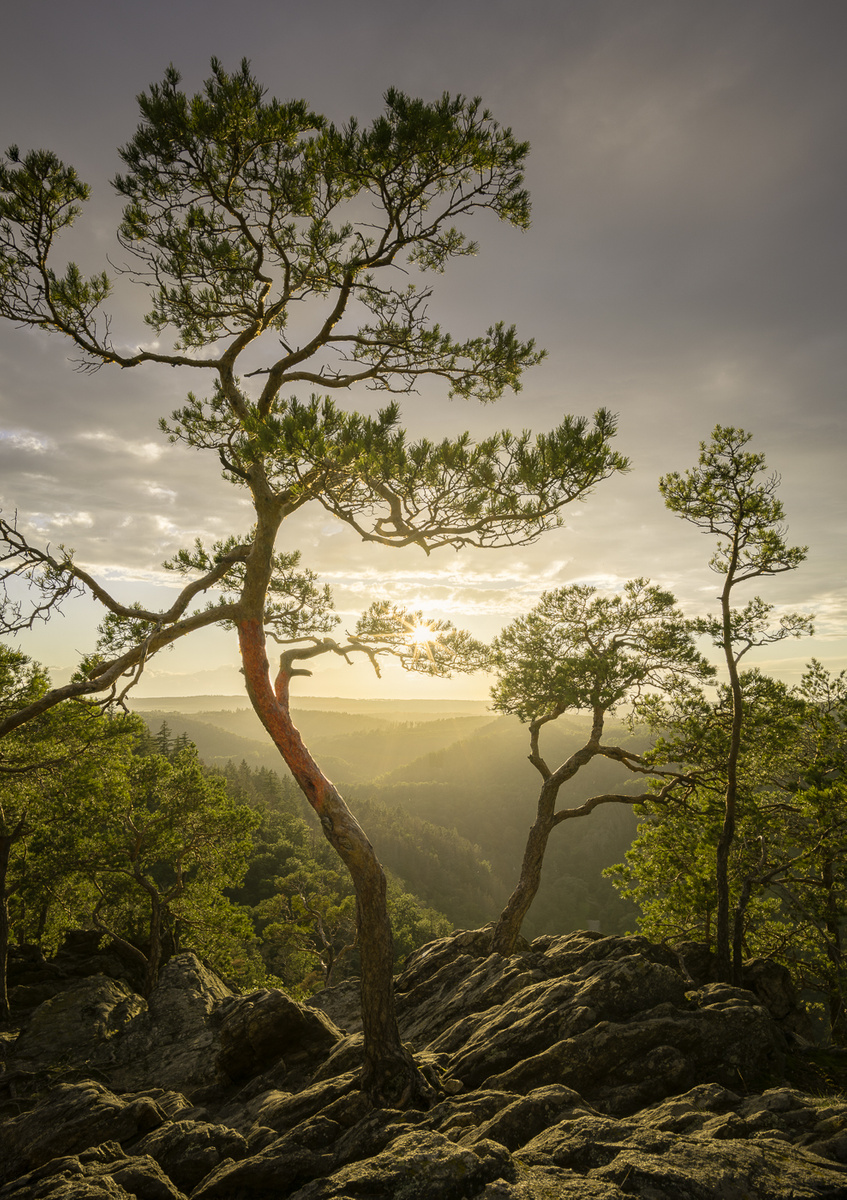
xmin=0 ymin=0 xmax=845 ymax=702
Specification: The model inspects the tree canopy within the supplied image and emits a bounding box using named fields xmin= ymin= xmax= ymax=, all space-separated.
xmin=610 ymin=661 xmax=847 ymax=1041
xmin=488 ymin=579 xmax=712 ymax=953
xmin=659 ymin=426 xmax=811 ymax=983
xmin=0 ymin=61 xmax=628 ymax=1104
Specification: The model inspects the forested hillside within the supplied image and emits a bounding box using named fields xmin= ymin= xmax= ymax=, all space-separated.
xmin=135 ymin=698 xmax=642 ymax=940
xmin=135 ymin=704 xmax=494 ymax=782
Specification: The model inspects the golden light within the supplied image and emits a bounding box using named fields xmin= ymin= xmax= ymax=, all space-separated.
xmin=409 ymin=621 xmax=437 ymax=647
xmin=400 ymin=614 xmax=441 ymax=664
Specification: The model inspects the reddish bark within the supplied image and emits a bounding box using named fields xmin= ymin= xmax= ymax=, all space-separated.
xmin=237 ymin=618 xmax=432 ymax=1106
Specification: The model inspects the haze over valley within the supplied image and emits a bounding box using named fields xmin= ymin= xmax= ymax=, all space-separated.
xmin=132 ymin=695 xmax=641 ymax=940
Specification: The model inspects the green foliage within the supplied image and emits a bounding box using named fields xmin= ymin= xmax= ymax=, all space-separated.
xmin=490 ymin=578 xmax=712 ymax=723
xmin=354 ymin=601 xmax=488 ymax=677
xmin=2 ymin=59 xmax=539 ymax=389
xmin=609 ymin=662 xmax=847 ymax=1040
xmin=0 ymin=647 xmax=137 ymax=887
xmin=659 ymin=425 xmax=808 ymax=582
xmin=353 ymin=795 xmax=496 ymax=932
xmin=79 ymin=746 xmax=258 ymax=975
xmin=1 ymin=656 xmax=264 ymax=992
xmin=0 ymin=147 xmax=110 ymax=336
xmin=1 ymin=59 xmax=627 ymax=622
xmin=0 ymin=65 xmax=629 ymax=1076
xmin=0 ymin=648 xmax=136 ymax=1010
xmin=222 ymin=779 xmax=454 ymax=995
xmin=486 ymin=579 xmax=713 ymax=950
xmin=656 ymin=426 xmax=813 ymax=983
xmin=162 ymin=542 xmax=339 ymax=642
xmin=111 ymin=63 xmax=532 ymax=364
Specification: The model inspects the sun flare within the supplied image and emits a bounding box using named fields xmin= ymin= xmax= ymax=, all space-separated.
xmin=409 ymin=621 xmax=437 ymax=646
xmin=399 ymin=614 xmax=442 ymax=664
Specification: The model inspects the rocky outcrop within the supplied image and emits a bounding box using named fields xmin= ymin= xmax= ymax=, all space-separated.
xmin=216 ymin=988 xmax=343 ymax=1090
xmin=1 ymin=1081 xmax=183 ymax=1181
xmin=1 ymin=929 xmax=846 ymax=1199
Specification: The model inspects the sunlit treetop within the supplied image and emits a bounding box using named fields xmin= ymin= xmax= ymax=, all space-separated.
xmin=0 ymin=59 xmax=627 ymax=565
xmin=0 ymin=61 xmax=627 ymax=745
xmin=490 ymin=578 xmax=714 ymax=726
xmin=1 ymin=59 xmax=536 ymax=393
xmin=659 ymin=426 xmax=807 ymax=581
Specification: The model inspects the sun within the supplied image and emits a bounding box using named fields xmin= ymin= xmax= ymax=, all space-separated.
xmin=400 ymin=615 xmax=441 ymax=663
xmin=409 ymin=621 xmax=437 ymax=647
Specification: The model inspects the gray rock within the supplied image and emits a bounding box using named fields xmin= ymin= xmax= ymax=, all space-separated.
xmin=192 ymin=1100 xmax=426 ymax=1197
xmin=290 ymin=1129 xmax=512 ymax=1200
xmin=531 ymin=930 xmax=679 ymax=978
xmin=216 ymin=988 xmax=343 ymax=1087
xmin=459 ymin=1085 xmax=598 ymax=1151
xmin=220 ymin=1071 xmax=361 ymax=1137
xmin=305 ymin=979 xmax=363 ymax=1034
xmin=0 ymin=1082 xmax=173 ymax=1182
xmin=512 ymin=1081 xmax=847 ymax=1198
xmin=476 ymin=981 xmax=784 ymax=1113
xmin=523 ymin=1118 xmax=847 ymax=1199
xmin=10 ymin=977 xmax=146 ymax=1071
xmin=742 ymin=957 xmax=817 ymax=1040
xmin=5 ymin=954 xmax=232 ymax=1102
xmin=2 ymin=927 xmax=844 ymax=1200
xmin=427 ymin=952 xmax=690 ymax=1093
xmin=132 ymin=1119 xmax=250 ymax=1192
xmin=148 ymin=954 xmax=232 ymax=1027
xmin=189 ymin=1137 xmax=336 ymax=1198
xmin=424 ymin=1089 xmax=517 ymax=1138
xmin=94 ymin=954 xmax=233 ymax=1098
xmin=396 ymin=951 xmax=546 ymax=1048
xmin=473 ymin=1169 xmax=624 ymax=1200
xmin=308 ymin=1031 xmax=364 ymax=1083
xmin=0 ymin=1142 xmax=185 ymax=1199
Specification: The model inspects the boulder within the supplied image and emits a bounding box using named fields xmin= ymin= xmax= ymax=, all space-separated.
xmin=305 ymin=979 xmax=362 ymax=1034
xmin=0 ymin=1143 xmax=186 ymax=1199
xmin=10 ymin=977 xmax=146 ymax=1073
xmin=2 ymin=928 xmax=846 ymax=1199
xmin=518 ymin=1081 xmax=847 ymax=1198
xmin=0 ymin=1082 xmax=176 ymax=1182
xmin=6 ymin=934 xmax=148 ymax=1018
xmin=742 ymin=956 xmax=817 ymax=1041
xmin=479 ymin=983 xmax=785 ymax=1114
xmin=216 ymin=988 xmax=343 ymax=1087
xmin=425 ymin=951 xmax=689 ymax=1090
xmin=93 ymin=954 xmax=233 ymax=1098
xmin=291 ymin=1130 xmax=511 ymax=1200
xmin=132 ymin=1119 xmax=251 ymax=1192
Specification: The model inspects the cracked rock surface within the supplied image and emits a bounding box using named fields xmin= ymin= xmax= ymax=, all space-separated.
xmin=2 ymin=929 xmax=846 ymax=1198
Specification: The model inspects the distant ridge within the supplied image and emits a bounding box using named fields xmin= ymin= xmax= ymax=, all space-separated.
xmin=128 ymin=695 xmax=493 ymax=716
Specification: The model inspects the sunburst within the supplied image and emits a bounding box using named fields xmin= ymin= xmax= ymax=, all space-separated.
xmin=401 ymin=615 xmax=440 ymax=663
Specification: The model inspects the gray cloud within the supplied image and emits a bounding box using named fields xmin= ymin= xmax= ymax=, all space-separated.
xmin=1 ymin=0 xmax=844 ymax=694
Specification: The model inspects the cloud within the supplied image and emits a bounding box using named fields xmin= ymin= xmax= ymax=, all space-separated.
xmin=144 ymin=483 xmax=178 ymax=504
xmin=0 ymin=2 xmax=844 ymax=699
xmin=153 ymin=516 xmax=181 ymax=538
xmin=802 ymin=590 xmax=847 ymax=639
xmin=29 ymin=511 xmax=94 ymax=532
xmin=0 ymin=429 xmax=53 ymax=453
xmin=77 ymin=431 xmax=164 ymax=461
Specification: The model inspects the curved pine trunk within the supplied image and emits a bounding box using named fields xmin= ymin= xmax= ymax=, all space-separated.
xmin=238 ymin=619 xmax=431 ymax=1106
xmin=717 ymin=566 xmax=743 ymax=986
xmin=491 ymin=782 xmax=557 ymax=956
